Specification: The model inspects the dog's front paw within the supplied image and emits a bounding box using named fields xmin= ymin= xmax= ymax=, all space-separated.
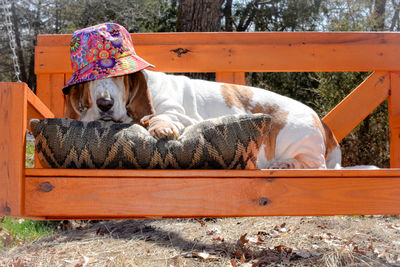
xmin=144 ymin=117 xmax=180 ymax=140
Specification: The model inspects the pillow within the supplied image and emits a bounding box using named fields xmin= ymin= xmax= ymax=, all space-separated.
xmin=29 ymin=114 xmax=271 ymax=169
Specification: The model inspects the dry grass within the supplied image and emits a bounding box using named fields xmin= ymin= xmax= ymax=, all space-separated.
xmin=1 ymin=216 xmax=399 ymax=266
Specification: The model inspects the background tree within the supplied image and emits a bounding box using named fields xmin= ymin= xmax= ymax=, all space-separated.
xmin=177 ymin=0 xmax=224 ymax=80
xmin=177 ymin=0 xmax=224 ymax=32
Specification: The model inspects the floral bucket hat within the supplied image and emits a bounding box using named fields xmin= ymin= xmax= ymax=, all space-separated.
xmin=62 ymin=23 xmax=153 ymax=94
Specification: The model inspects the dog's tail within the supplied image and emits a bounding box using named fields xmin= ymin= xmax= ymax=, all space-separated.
xmin=321 ymin=121 xmax=342 ymax=169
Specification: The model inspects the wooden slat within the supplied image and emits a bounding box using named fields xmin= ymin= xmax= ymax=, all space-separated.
xmin=35 ymin=32 xmax=400 ymax=46
xmin=27 ymin=88 xmax=54 ymax=131
xmin=35 ymin=32 xmax=400 ymax=74
xmin=389 ymin=72 xmax=400 ymax=168
xmin=25 ymin=168 xmax=400 ymax=178
xmin=0 ymin=83 xmax=27 ymax=217
xmin=322 ymin=72 xmax=389 ymax=141
xmin=36 ymin=74 xmax=65 ymax=118
xmin=216 ymin=72 xmax=246 ymax=85
xmin=27 ymin=88 xmax=54 ymax=119
xmin=24 ymin=175 xmax=400 ymax=217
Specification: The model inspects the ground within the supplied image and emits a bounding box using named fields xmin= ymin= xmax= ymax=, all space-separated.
xmin=1 ymin=216 xmax=400 ymax=266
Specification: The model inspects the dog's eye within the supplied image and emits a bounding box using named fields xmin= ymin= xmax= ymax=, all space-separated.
xmin=79 ymin=103 xmax=88 ymax=112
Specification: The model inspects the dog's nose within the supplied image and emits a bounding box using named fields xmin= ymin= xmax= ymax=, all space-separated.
xmin=96 ymin=97 xmax=114 ymax=112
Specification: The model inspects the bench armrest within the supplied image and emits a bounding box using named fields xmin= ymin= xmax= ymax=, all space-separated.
xmin=27 ymin=87 xmax=55 ymax=120
xmin=0 ymin=82 xmax=54 ymax=217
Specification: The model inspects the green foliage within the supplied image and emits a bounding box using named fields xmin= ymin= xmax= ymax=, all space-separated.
xmin=0 ymin=217 xmax=58 ymax=250
xmin=25 ymin=139 xmax=35 ymax=168
xmin=233 ymin=0 xmax=326 ymax=31
xmin=58 ymin=0 xmax=178 ymax=33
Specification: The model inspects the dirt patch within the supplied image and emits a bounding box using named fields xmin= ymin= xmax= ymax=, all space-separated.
xmin=1 ymin=216 xmax=400 ymax=266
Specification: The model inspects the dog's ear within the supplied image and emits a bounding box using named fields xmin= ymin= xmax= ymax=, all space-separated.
xmin=125 ymin=71 xmax=155 ymax=124
xmin=64 ymin=83 xmax=90 ymax=119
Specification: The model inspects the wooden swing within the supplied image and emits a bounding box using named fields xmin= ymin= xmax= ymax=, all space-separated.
xmin=1 ymin=32 xmax=400 ymax=220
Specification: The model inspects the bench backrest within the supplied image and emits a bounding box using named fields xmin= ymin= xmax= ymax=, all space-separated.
xmin=35 ymin=32 xmax=400 ymax=167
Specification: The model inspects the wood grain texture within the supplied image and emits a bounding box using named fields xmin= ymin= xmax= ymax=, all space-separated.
xmin=24 ymin=175 xmax=400 ymax=217
xmin=36 ymin=32 xmax=400 ymax=46
xmin=216 ymin=72 xmax=245 ymax=85
xmin=322 ymin=72 xmax=389 ymax=141
xmin=36 ymin=74 xmax=65 ymax=118
xmin=389 ymin=72 xmax=400 ymax=168
xmin=25 ymin=168 xmax=400 ymax=178
xmin=0 ymin=83 xmax=27 ymax=217
xmin=27 ymin=88 xmax=54 ymax=132
xmin=35 ymin=32 xmax=400 ymax=74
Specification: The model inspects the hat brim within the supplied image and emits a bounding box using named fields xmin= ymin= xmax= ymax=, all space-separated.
xmin=62 ymin=55 xmax=154 ymax=94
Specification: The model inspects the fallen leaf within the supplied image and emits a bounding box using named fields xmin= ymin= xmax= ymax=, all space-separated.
xmin=206 ymin=227 xmax=221 ymax=236
xmin=1 ymin=232 xmax=16 ymax=247
xmin=353 ymin=245 xmax=366 ymax=255
xmin=194 ymin=219 xmax=206 ymax=227
xmin=12 ymin=259 xmax=25 ymax=267
xmin=240 ymin=254 xmax=246 ymax=263
xmin=239 ymin=234 xmax=249 ymax=244
xmin=274 ymin=245 xmax=292 ymax=254
xmin=229 ymin=259 xmax=238 ymax=267
xmin=212 ymin=236 xmax=224 ymax=242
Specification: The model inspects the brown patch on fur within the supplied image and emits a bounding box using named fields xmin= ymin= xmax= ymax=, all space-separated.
xmin=220 ymin=83 xmax=289 ymax=161
xmin=125 ymin=72 xmax=156 ymax=124
xmin=252 ymin=103 xmax=289 ymax=161
xmin=321 ymin=120 xmax=340 ymax=158
xmin=311 ymin=114 xmax=339 ymax=159
xmin=64 ymin=83 xmax=91 ymax=119
xmin=221 ymin=84 xmax=254 ymax=111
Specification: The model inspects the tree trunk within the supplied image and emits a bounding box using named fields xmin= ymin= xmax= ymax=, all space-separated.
xmin=224 ymin=0 xmax=233 ymax=31
xmin=237 ymin=0 xmax=260 ymax=32
xmin=10 ymin=1 xmax=27 ymax=83
xmin=390 ymin=0 xmax=400 ymax=31
xmin=177 ymin=0 xmax=224 ymax=32
xmin=177 ymin=0 xmax=224 ymax=81
xmin=373 ymin=0 xmax=387 ymax=30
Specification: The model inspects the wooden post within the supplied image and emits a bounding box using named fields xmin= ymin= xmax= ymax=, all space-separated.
xmin=216 ymin=72 xmax=245 ymax=85
xmin=0 ymin=83 xmax=27 ymax=217
xmin=389 ymin=72 xmax=400 ymax=168
xmin=36 ymin=74 xmax=65 ymax=118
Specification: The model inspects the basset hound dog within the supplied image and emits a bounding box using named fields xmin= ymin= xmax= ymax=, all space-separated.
xmin=63 ymin=23 xmax=341 ymax=169
xmin=65 ymin=70 xmax=342 ymax=169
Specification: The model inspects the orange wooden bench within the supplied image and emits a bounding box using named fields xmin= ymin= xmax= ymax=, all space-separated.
xmin=1 ymin=32 xmax=400 ymax=220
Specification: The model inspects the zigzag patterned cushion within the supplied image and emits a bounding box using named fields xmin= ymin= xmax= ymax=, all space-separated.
xmin=29 ymin=114 xmax=272 ymax=169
